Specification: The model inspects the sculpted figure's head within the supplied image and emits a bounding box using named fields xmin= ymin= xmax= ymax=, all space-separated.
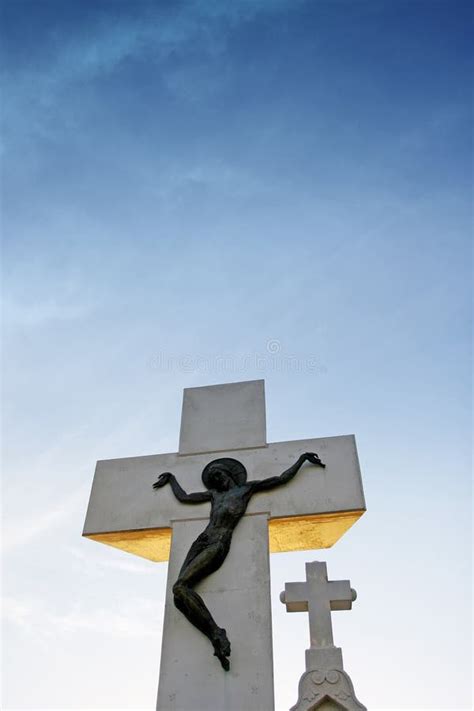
xmin=202 ymin=458 xmax=248 ymax=492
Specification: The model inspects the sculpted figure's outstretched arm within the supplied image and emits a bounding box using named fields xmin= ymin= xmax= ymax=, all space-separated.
xmin=152 ymin=472 xmax=212 ymax=503
xmin=249 ymin=452 xmax=326 ymax=493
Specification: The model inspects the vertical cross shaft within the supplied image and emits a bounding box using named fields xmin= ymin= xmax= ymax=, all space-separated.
xmin=157 ymin=380 xmax=275 ymax=711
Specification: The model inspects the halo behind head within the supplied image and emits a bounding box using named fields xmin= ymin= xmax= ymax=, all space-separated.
xmin=202 ymin=458 xmax=248 ymax=489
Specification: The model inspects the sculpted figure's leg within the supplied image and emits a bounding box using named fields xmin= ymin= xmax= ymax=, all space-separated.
xmin=173 ymin=542 xmax=231 ymax=670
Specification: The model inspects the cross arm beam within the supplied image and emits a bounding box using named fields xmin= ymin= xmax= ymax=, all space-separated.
xmin=280 ymin=582 xmax=310 ymax=612
xmin=83 ymin=435 xmax=365 ymax=562
xmin=328 ymin=580 xmax=356 ymax=610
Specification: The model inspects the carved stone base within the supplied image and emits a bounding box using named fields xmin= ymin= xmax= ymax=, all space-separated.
xmin=290 ymin=648 xmax=366 ymax=711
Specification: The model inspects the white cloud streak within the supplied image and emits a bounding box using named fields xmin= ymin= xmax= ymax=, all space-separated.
xmin=2 ymin=486 xmax=88 ymax=552
xmin=3 ymin=1 xmax=303 ymax=143
xmin=3 ymin=594 xmax=161 ymax=640
xmin=3 ymin=296 xmax=91 ymax=327
xmin=66 ymin=545 xmax=156 ymax=576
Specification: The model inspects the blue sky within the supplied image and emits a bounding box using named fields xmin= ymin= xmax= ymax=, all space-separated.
xmin=1 ymin=1 xmax=472 ymax=709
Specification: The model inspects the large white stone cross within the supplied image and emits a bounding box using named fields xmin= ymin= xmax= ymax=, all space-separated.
xmin=83 ymin=380 xmax=365 ymax=711
xmin=280 ymin=561 xmax=357 ymax=649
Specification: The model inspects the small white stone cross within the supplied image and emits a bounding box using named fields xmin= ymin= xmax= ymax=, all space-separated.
xmin=280 ymin=560 xmax=357 ymax=648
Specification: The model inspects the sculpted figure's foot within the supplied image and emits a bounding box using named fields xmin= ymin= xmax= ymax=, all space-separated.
xmin=212 ymin=628 xmax=231 ymax=671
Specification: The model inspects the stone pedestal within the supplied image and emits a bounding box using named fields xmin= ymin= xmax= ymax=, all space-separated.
xmin=290 ymin=648 xmax=366 ymax=711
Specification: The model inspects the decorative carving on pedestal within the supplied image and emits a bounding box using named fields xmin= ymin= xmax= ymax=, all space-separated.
xmin=291 ymin=668 xmax=366 ymax=711
xmin=281 ymin=561 xmax=366 ymax=711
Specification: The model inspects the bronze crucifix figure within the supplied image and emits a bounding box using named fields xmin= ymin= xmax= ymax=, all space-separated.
xmin=153 ymin=451 xmax=325 ymax=670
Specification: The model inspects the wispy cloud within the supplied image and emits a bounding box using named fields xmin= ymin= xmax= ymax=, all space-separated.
xmin=66 ymin=545 xmax=156 ymax=576
xmin=2 ymin=252 xmax=100 ymax=328
xmin=3 ymin=0 xmax=302 ymax=144
xmin=2 ymin=296 xmax=91 ymax=327
xmin=3 ymin=594 xmax=161 ymax=640
xmin=2 ymin=486 xmax=88 ymax=552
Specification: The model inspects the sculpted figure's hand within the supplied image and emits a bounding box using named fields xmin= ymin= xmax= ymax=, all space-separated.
xmin=304 ymin=452 xmax=326 ymax=468
xmin=153 ymin=472 xmax=172 ymax=489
